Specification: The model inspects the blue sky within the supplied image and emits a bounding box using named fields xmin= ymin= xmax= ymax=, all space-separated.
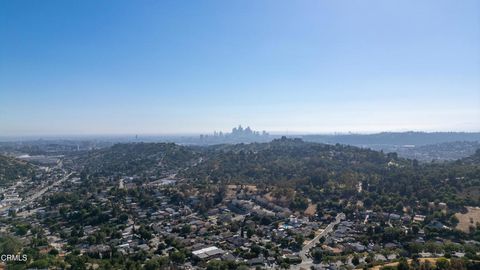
xmin=1 ymin=0 xmax=479 ymax=136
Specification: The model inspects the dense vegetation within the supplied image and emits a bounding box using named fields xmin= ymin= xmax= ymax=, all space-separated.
xmin=183 ymin=137 xmax=399 ymax=186
xmin=181 ymin=138 xmax=479 ymax=209
xmin=79 ymin=143 xmax=199 ymax=176
xmin=79 ymin=139 xmax=480 ymax=211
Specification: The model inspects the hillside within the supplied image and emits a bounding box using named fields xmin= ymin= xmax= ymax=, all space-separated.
xmin=184 ymin=137 xmax=401 ymax=186
xmin=0 ymin=155 xmax=34 ymax=185
xmin=459 ymin=149 xmax=480 ymax=165
xmin=392 ymin=141 xmax=480 ymax=161
xmin=80 ymin=142 xmax=199 ymax=176
xmin=183 ymin=138 xmax=480 ymax=210
xmin=77 ymin=139 xmax=480 ymax=210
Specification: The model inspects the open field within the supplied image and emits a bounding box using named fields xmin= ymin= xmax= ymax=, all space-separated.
xmin=455 ymin=206 xmax=480 ymax=232
xmin=370 ymin=258 xmax=443 ymax=270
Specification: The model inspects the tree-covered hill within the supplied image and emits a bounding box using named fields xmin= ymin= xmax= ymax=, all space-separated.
xmin=183 ymin=137 xmax=402 ymax=186
xmin=182 ymin=138 xmax=480 ymax=210
xmin=80 ymin=142 xmax=199 ymax=176
xmin=77 ymin=138 xmax=480 ymax=210
xmin=458 ymin=149 xmax=480 ymax=165
xmin=0 ymin=155 xmax=34 ymax=185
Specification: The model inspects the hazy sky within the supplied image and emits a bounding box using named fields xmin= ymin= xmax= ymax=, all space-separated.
xmin=1 ymin=0 xmax=479 ymax=136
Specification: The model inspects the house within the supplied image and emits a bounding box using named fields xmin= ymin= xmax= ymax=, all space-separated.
xmin=284 ymin=254 xmax=302 ymax=264
xmin=389 ymin=213 xmax=401 ymax=220
xmin=192 ymin=246 xmax=225 ymax=260
xmin=374 ymin=254 xmax=387 ymax=261
xmin=426 ymin=220 xmax=448 ymax=230
xmin=413 ymin=215 xmax=426 ymax=223
xmin=349 ymin=242 xmax=366 ymax=252
xmin=87 ymin=245 xmax=111 ymax=259
xmin=248 ymin=257 xmax=265 ymax=266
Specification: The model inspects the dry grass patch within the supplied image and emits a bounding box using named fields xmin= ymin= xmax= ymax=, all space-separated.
xmin=455 ymin=206 xmax=480 ymax=233
xmin=370 ymin=258 xmax=442 ymax=270
xmin=304 ymin=203 xmax=317 ymax=216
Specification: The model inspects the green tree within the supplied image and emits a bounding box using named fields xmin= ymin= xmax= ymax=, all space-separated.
xmin=170 ymin=250 xmax=186 ymax=264
xmin=435 ymin=258 xmax=450 ymax=270
xmin=397 ymin=258 xmax=410 ymax=270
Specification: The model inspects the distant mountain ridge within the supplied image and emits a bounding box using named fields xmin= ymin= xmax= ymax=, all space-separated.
xmin=2 ymin=131 xmax=479 ymax=163
xmin=302 ymin=131 xmax=480 ymax=146
xmin=384 ymin=141 xmax=480 ymax=162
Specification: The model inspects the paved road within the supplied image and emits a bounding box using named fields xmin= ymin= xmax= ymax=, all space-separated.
xmin=1 ymin=172 xmax=72 ymax=215
xmin=24 ymin=172 xmax=73 ymax=204
xmin=292 ymin=212 xmax=345 ymax=270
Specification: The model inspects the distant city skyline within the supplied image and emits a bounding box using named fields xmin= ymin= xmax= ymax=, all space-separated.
xmin=1 ymin=0 xmax=479 ymax=136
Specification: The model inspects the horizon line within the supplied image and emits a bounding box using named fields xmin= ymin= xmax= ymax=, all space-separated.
xmin=1 ymin=129 xmax=480 ymax=141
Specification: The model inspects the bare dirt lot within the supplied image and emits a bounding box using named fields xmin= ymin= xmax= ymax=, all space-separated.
xmin=455 ymin=206 xmax=480 ymax=233
xmin=304 ymin=203 xmax=317 ymax=216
